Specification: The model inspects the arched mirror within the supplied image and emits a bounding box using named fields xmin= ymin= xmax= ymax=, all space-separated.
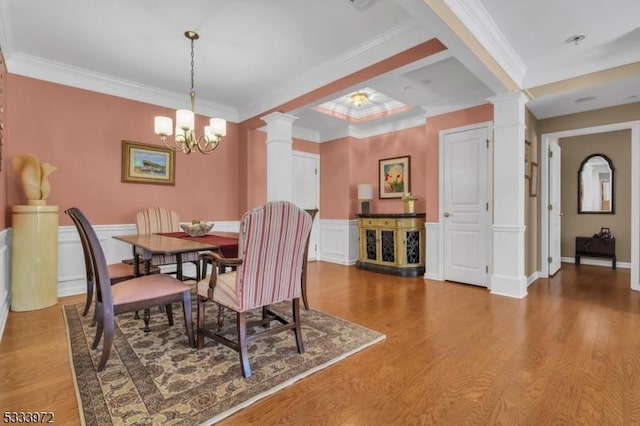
xmin=578 ymin=154 xmax=614 ymax=214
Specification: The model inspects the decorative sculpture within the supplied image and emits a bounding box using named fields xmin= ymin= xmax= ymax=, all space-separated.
xmin=12 ymin=154 xmax=58 ymax=205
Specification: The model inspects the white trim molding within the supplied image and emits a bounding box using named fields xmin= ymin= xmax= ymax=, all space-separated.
xmin=425 ymin=222 xmax=443 ymax=280
xmin=0 ymin=229 xmax=11 ymax=342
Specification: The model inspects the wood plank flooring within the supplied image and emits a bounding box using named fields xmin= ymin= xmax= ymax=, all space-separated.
xmin=1 ymin=262 xmax=639 ymax=425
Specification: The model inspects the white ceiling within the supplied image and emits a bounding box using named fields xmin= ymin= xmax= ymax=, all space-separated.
xmin=1 ymin=0 xmax=638 ymax=142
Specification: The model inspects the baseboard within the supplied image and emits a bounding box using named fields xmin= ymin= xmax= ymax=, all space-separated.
xmin=561 ymin=256 xmax=629 ymax=269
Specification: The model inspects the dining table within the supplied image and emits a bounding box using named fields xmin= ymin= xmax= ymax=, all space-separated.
xmin=113 ymin=231 xmax=240 ymax=332
xmin=113 ymin=232 xmax=240 ymax=280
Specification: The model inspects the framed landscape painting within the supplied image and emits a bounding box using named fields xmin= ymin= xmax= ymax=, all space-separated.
xmin=122 ymin=140 xmax=175 ymax=185
xmin=379 ymin=155 xmax=410 ymax=199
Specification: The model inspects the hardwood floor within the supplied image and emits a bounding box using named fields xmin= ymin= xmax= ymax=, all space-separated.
xmin=1 ymin=262 xmax=639 ymax=425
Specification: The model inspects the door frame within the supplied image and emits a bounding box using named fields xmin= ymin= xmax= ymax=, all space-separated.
xmin=540 ymin=120 xmax=640 ymax=291
xmin=438 ymin=121 xmax=494 ymax=288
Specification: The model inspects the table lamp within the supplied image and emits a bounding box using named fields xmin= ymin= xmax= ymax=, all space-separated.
xmin=357 ymin=184 xmax=373 ymax=214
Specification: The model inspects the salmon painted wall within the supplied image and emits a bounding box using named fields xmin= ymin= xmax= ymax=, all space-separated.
xmin=5 ymin=74 xmax=242 ymax=226
xmin=320 ymin=138 xmax=352 ymax=219
xmin=320 ymin=104 xmax=494 ymax=221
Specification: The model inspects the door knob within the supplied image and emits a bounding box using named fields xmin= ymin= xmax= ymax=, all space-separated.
xmin=443 ymin=212 xmax=451 ymax=217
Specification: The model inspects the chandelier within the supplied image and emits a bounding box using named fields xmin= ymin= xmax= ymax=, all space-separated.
xmin=350 ymin=91 xmax=369 ymax=107
xmin=154 ymin=31 xmax=226 ymax=154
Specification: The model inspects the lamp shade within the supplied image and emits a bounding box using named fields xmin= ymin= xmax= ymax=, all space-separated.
xmin=357 ymin=184 xmax=373 ymax=200
xmin=154 ymin=116 xmax=173 ymax=136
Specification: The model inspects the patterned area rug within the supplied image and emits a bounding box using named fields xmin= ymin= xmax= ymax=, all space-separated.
xmin=64 ymin=302 xmax=385 ymax=425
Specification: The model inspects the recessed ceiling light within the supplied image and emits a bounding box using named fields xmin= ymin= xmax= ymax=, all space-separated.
xmin=575 ymin=96 xmax=596 ymax=103
xmin=566 ymin=34 xmax=586 ymax=45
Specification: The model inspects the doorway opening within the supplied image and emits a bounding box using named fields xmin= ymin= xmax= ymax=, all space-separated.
xmin=540 ymin=120 xmax=640 ymax=291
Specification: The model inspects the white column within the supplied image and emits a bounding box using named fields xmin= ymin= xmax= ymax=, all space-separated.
xmin=261 ymin=112 xmax=297 ymax=202
xmin=489 ymin=92 xmax=529 ymax=298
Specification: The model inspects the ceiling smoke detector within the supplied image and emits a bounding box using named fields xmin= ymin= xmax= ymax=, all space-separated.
xmin=347 ymin=0 xmax=378 ymax=11
xmin=566 ymin=34 xmax=586 ymax=45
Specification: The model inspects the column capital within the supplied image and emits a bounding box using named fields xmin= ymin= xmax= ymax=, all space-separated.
xmin=261 ymin=111 xmax=298 ymax=125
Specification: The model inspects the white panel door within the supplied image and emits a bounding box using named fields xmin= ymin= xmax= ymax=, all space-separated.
xmin=293 ymin=152 xmax=319 ymax=260
xmin=443 ymin=127 xmax=489 ymax=286
xmin=549 ymin=140 xmax=562 ymax=275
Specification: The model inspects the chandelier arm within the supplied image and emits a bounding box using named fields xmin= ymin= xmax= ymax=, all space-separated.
xmin=196 ymin=135 xmax=220 ymax=154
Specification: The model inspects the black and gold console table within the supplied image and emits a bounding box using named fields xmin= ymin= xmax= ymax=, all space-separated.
xmin=356 ymin=213 xmax=425 ymax=277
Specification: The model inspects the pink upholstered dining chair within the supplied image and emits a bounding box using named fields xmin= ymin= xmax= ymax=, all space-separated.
xmin=68 ymin=207 xmax=194 ymax=371
xmin=135 ymin=207 xmax=201 ymax=281
xmin=66 ymin=208 xmax=159 ymax=323
xmin=196 ymin=201 xmax=313 ymax=378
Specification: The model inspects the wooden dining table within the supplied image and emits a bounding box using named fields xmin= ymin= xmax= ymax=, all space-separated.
xmin=113 ymin=231 xmax=240 ymax=332
xmin=113 ymin=232 xmax=239 ymax=280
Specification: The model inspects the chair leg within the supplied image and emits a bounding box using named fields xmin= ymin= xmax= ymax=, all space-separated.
xmin=182 ymin=291 xmax=195 ymax=348
xmin=217 ymin=305 xmax=225 ymax=330
xmin=197 ymin=296 xmax=206 ymax=349
xmin=193 ymin=260 xmax=201 ymax=281
xmin=165 ymin=304 xmax=174 ymax=326
xmin=91 ymin=302 xmax=104 ymax=349
xmin=97 ymin=318 xmax=115 ymax=371
xmin=293 ymin=298 xmax=305 ymax=354
xmin=83 ymin=277 xmax=94 ymax=316
xmin=302 ymin=274 xmax=310 ymax=311
xmin=237 ymin=312 xmax=251 ymax=378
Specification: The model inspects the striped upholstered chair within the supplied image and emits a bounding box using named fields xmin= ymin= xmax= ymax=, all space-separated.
xmin=135 ymin=207 xmax=201 ymax=281
xmin=196 ymin=201 xmax=313 ymax=377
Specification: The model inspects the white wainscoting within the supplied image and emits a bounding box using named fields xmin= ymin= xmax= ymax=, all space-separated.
xmin=0 ymin=229 xmax=11 ymax=341
xmin=425 ymin=222 xmax=443 ymax=280
xmin=317 ymin=219 xmax=359 ymax=265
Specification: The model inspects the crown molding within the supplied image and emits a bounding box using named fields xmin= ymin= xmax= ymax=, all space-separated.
xmin=443 ymin=0 xmax=526 ymax=87
xmin=6 ymin=52 xmax=240 ymax=122
xmin=256 ymin=124 xmax=321 ymax=143
xmin=238 ymin=19 xmax=433 ymax=121
xmin=293 ymin=127 xmax=321 ymax=143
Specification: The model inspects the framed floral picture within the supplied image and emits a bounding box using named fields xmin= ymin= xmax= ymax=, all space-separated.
xmin=379 ymin=155 xmax=410 ymax=199
xmin=122 ymin=140 xmax=175 ymax=185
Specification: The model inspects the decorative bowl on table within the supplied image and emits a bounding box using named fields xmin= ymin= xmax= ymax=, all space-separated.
xmin=180 ymin=220 xmax=213 ymax=237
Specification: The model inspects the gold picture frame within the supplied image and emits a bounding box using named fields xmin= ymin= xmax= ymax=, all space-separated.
xmin=379 ymin=155 xmax=410 ymax=199
xmin=122 ymin=140 xmax=175 ymax=185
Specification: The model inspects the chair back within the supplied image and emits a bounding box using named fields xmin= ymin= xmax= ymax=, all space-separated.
xmin=236 ymin=201 xmax=313 ymax=311
xmin=66 ymin=207 xmax=114 ymax=310
xmin=66 ymin=208 xmax=95 ymax=286
xmin=136 ymin=207 xmax=181 ymax=234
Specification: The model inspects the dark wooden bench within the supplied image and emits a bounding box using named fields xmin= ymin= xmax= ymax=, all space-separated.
xmin=575 ymin=236 xmax=616 ymax=269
